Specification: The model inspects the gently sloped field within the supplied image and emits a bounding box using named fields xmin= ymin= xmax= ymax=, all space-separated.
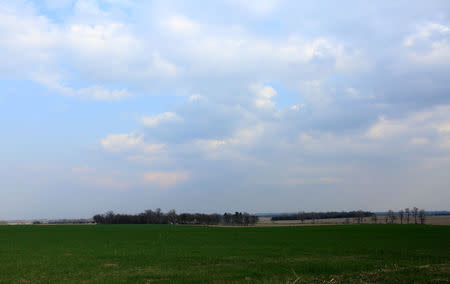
xmin=0 ymin=225 xmax=449 ymax=283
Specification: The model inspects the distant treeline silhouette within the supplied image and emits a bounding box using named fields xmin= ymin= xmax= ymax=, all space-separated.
xmin=271 ymin=211 xmax=374 ymax=221
xmin=93 ymin=209 xmax=258 ymax=225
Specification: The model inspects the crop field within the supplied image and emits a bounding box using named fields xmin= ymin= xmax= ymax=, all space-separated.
xmin=0 ymin=225 xmax=449 ymax=283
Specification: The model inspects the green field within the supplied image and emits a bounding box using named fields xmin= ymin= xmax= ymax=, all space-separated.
xmin=0 ymin=225 xmax=449 ymax=283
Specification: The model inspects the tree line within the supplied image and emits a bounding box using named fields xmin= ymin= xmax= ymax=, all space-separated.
xmin=93 ymin=209 xmax=258 ymax=226
xmin=383 ymin=207 xmax=426 ymax=224
xmin=271 ymin=211 xmax=373 ymax=223
xmin=271 ymin=208 xmax=428 ymax=225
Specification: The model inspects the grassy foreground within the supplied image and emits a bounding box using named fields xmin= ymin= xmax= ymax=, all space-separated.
xmin=0 ymin=225 xmax=449 ymax=283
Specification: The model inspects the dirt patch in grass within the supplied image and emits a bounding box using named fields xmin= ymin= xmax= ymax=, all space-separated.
xmin=323 ymin=262 xmax=450 ymax=284
xmin=103 ymin=263 xmax=118 ymax=267
xmin=143 ymin=278 xmax=170 ymax=283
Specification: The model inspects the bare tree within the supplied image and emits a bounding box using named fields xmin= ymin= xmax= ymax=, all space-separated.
xmin=371 ymin=213 xmax=378 ymax=224
xmin=387 ymin=210 xmax=396 ymax=224
xmin=405 ymin=208 xmax=410 ymax=224
xmin=419 ymin=209 xmax=426 ymax=225
xmin=298 ymin=211 xmax=305 ymax=224
xmin=167 ymin=209 xmax=177 ymax=224
xmin=356 ymin=210 xmax=364 ymax=224
xmin=413 ymin=207 xmax=419 ymax=224
xmin=105 ymin=211 xmax=115 ymax=224
xmin=398 ymin=210 xmax=404 ymax=224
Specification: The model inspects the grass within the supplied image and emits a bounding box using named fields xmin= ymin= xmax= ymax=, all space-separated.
xmin=0 ymin=224 xmax=449 ymax=283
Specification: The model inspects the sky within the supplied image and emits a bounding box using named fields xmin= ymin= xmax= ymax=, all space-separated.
xmin=1 ymin=0 xmax=450 ymax=219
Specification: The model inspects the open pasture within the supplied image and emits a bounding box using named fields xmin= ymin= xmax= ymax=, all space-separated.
xmin=0 ymin=225 xmax=449 ymax=283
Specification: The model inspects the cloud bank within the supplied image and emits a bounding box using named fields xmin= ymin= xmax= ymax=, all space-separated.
xmin=0 ymin=0 xmax=450 ymax=219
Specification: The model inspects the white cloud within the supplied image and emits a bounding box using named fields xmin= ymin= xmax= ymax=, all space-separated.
xmin=346 ymin=87 xmax=358 ymax=96
xmin=74 ymin=0 xmax=107 ymax=17
xmin=285 ymin=105 xmax=450 ymax=162
xmin=164 ymin=15 xmax=201 ymax=35
xmin=140 ymin=112 xmax=182 ymax=127
xmin=151 ymin=52 xmax=178 ymax=77
xmin=297 ymin=80 xmax=331 ymax=105
xmin=403 ymin=22 xmax=450 ymax=65
xmin=77 ymin=86 xmax=131 ymax=100
xmin=195 ymin=139 xmax=228 ymax=150
xmin=435 ymin=122 xmax=450 ymax=133
xmin=45 ymin=0 xmax=75 ymax=10
xmin=366 ymin=106 xmax=450 ymax=141
xmin=188 ymin=94 xmax=204 ymax=102
xmin=159 ymin=14 xmax=367 ymax=79
xmin=234 ymin=124 xmax=266 ymax=145
xmin=250 ymin=84 xmax=277 ymax=108
xmin=228 ymin=0 xmax=281 ymax=16
xmin=410 ymin=137 xmax=429 ymax=145
xmin=0 ymin=3 xmax=61 ymax=75
xmin=0 ymin=2 xmax=177 ymax=98
xmin=33 ymin=74 xmax=131 ymax=101
xmin=65 ymin=22 xmax=178 ymax=79
xmin=101 ymin=133 xmax=144 ymax=152
xmin=404 ymin=23 xmax=450 ymax=47
xmin=0 ymin=1 xmax=368 ymax=104
xmin=290 ymin=104 xmax=304 ymax=111
xmin=143 ymin=171 xmax=189 ymax=188
xmin=67 ymin=23 xmax=138 ymax=56
xmin=366 ymin=116 xmax=406 ymax=139
xmin=101 ymin=133 xmax=165 ymax=153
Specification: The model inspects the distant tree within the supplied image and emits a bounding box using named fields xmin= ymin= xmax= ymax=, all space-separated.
xmin=243 ymin=213 xmax=250 ymax=226
xmin=413 ymin=207 xmax=419 ymax=224
xmin=233 ymin=212 xmax=243 ymax=225
xmin=371 ymin=213 xmax=378 ymax=224
xmin=419 ymin=209 xmax=426 ymax=225
xmin=167 ymin=209 xmax=177 ymax=224
xmin=105 ymin=211 xmax=114 ymax=224
xmin=298 ymin=211 xmax=305 ymax=224
xmin=92 ymin=209 xmax=257 ymax=226
xmin=223 ymin=213 xmax=232 ymax=225
xmin=272 ymin=211 xmax=374 ymax=221
xmin=405 ymin=208 xmax=410 ymax=224
xmin=249 ymin=215 xmax=259 ymax=225
xmin=311 ymin=212 xmax=316 ymax=224
xmin=356 ymin=210 xmax=365 ymax=224
xmin=93 ymin=214 xmax=104 ymax=224
xmin=155 ymin=208 xmax=163 ymax=224
xmin=398 ymin=210 xmax=404 ymax=224
xmin=144 ymin=209 xmax=154 ymax=224
xmin=387 ymin=210 xmax=396 ymax=224
xmin=391 ymin=212 xmax=397 ymax=224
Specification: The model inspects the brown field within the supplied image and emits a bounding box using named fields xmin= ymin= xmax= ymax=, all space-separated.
xmin=257 ymin=215 xmax=450 ymax=226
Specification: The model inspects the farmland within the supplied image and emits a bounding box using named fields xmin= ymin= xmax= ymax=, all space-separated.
xmin=0 ymin=225 xmax=449 ymax=283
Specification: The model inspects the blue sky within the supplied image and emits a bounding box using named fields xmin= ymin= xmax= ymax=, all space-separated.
xmin=1 ymin=0 xmax=450 ymax=219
